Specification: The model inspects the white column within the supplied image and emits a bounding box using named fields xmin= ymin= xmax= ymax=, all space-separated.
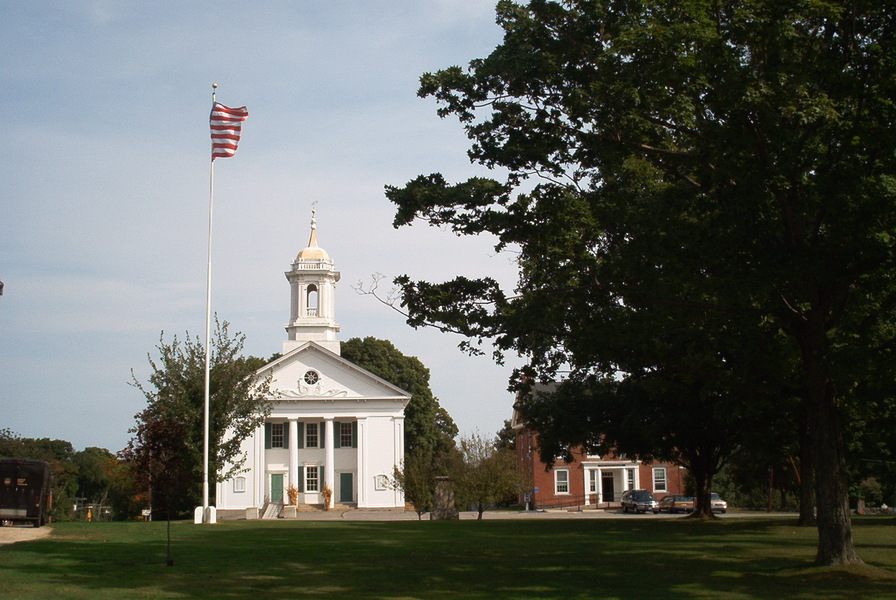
xmin=288 ymin=418 xmax=299 ymax=493
xmin=324 ymin=418 xmax=335 ymax=505
xmin=584 ymin=469 xmax=591 ymax=506
xmin=319 ymin=280 xmax=329 ymax=319
xmin=394 ymin=418 xmax=404 ymax=506
xmin=290 ymin=281 xmax=299 ymax=322
xmin=356 ymin=419 xmax=365 ymax=508
xmin=255 ymin=426 xmax=265 ymax=508
xmin=597 ymin=468 xmax=603 ymax=503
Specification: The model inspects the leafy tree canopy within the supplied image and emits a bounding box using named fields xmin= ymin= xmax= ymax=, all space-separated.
xmin=341 ymin=336 xmax=458 ymax=457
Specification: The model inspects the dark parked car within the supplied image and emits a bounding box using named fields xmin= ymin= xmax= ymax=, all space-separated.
xmin=658 ymin=494 xmax=694 ymax=513
xmin=710 ymin=492 xmax=728 ymax=513
xmin=620 ymin=489 xmax=659 ymax=514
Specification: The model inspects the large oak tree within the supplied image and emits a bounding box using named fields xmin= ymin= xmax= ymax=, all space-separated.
xmin=385 ymin=0 xmax=896 ymax=565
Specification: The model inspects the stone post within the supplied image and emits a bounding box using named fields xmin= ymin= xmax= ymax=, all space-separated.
xmin=432 ymin=476 xmax=459 ymax=520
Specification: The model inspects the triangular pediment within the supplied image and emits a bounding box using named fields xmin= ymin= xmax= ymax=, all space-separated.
xmin=254 ymin=342 xmax=410 ymax=404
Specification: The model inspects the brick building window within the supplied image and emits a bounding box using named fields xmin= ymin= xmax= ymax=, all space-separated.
xmin=554 ymin=469 xmax=570 ymax=494
xmin=653 ymin=467 xmax=668 ymax=492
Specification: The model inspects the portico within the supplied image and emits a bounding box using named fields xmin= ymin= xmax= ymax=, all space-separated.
xmin=582 ymin=461 xmax=641 ymax=505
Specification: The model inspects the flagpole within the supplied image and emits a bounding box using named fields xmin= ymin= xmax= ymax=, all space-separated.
xmin=198 ymin=86 xmax=246 ymax=525
xmin=199 ymin=82 xmax=218 ymax=524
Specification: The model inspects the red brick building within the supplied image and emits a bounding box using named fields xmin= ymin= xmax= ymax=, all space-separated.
xmin=511 ymin=387 xmax=685 ymax=509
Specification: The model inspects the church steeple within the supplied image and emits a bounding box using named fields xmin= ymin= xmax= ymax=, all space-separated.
xmin=283 ymin=209 xmax=341 ymax=355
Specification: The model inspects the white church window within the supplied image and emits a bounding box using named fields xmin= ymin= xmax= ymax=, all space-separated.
xmin=233 ymin=477 xmax=246 ymax=493
xmin=340 ymin=422 xmax=354 ymax=448
xmin=305 ymin=466 xmax=319 ymax=492
xmin=303 ymin=370 xmax=319 ymax=385
xmin=306 ymin=422 xmax=319 ymax=448
xmin=270 ymin=423 xmax=285 ymax=448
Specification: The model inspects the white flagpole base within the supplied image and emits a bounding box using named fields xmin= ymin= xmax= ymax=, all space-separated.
xmin=193 ymin=506 xmax=217 ymax=524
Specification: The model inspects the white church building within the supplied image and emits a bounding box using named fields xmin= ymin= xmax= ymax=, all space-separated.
xmin=216 ymin=214 xmax=410 ymax=516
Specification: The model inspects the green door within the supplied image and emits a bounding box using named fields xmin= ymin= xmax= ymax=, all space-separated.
xmin=339 ymin=472 xmax=353 ymax=503
xmin=270 ymin=473 xmax=284 ymax=503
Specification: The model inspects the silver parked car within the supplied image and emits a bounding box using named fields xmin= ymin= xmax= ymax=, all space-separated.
xmin=620 ymin=489 xmax=659 ymax=514
xmin=710 ymin=492 xmax=728 ymax=513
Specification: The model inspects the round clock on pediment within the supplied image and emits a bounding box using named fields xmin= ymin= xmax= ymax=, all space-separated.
xmin=303 ymin=370 xmax=320 ymax=385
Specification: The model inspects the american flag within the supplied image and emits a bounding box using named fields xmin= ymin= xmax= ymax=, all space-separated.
xmin=210 ymin=102 xmax=249 ymax=161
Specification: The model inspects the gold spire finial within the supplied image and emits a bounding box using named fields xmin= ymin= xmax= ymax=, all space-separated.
xmin=308 ymin=202 xmax=319 ymax=248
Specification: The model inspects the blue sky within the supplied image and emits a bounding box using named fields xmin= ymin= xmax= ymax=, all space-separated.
xmin=1 ymin=1 xmax=523 ymax=452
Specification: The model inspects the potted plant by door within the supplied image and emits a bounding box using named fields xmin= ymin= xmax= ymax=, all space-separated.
xmin=322 ymin=484 xmax=333 ymax=510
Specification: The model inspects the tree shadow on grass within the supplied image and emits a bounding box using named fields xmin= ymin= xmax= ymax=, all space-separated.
xmin=1 ymin=518 xmax=894 ymax=599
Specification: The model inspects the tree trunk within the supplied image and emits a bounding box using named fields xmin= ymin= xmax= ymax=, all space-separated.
xmin=797 ymin=420 xmax=816 ymax=527
xmin=808 ymin=391 xmax=860 ymax=565
xmin=687 ymin=454 xmax=715 ymax=518
xmin=803 ymin=332 xmax=861 ymax=565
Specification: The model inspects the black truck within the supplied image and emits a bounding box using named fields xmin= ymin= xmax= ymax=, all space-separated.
xmin=0 ymin=458 xmax=52 ymax=527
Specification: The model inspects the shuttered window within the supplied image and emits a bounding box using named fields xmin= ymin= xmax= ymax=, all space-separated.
xmin=340 ymin=422 xmax=354 ymax=448
xmin=271 ymin=423 xmax=285 ymax=448
xmin=305 ymin=466 xmax=319 ymax=492
xmin=306 ymin=422 xmax=318 ymax=448
xmin=265 ymin=423 xmax=288 ymax=449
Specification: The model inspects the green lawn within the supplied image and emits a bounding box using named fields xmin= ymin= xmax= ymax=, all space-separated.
xmin=1 ymin=516 xmax=894 ymax=599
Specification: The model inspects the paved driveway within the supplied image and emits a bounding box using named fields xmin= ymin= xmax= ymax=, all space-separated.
xmin=280 ymin=508 xmax=795 ymax=521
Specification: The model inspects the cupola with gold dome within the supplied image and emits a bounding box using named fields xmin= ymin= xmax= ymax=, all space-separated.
xmin=284 ymin=209 xmax=341 ymax=355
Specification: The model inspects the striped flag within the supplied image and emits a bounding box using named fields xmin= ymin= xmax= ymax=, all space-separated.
xmin=210 ymin=102 xmax=249 ymax=161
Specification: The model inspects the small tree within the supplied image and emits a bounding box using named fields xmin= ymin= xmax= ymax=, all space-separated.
xmin=454 ymin=432 xmax=524 ymax=520
xmin=126 ymin=319 xmax=271 ymax=516
xmin=391 ymin=446 xmax=437 ymax=519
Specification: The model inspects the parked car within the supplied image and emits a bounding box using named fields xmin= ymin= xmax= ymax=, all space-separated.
xmin=620 ymin=489 xmax=659 ymax=514
xmin=710 ymin=492 xmax=728 ymax=513
xmin=658 ymin=494 xmax=694 ymax=513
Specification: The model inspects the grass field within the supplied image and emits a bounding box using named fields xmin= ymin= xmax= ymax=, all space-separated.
xmin=1 ymin=516 xmax=894 ymax=599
